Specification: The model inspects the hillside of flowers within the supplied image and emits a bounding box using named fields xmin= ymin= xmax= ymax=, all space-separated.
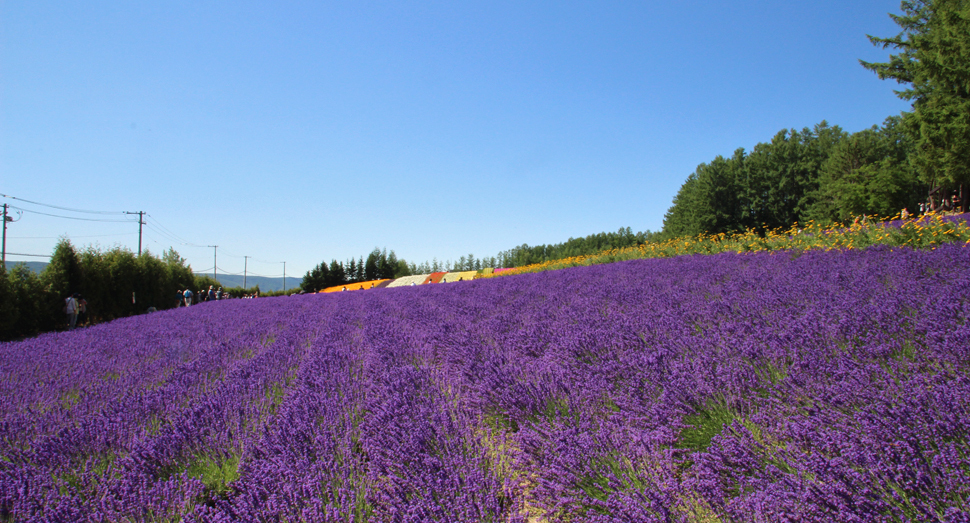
xmin=2 ymin=242 xmax=970 ymax=521
xmin=486 ymin=213 xmax=970 ymax=278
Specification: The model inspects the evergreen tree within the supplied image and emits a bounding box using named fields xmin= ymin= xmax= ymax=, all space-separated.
xmin=347 ymin=258 xmax=357 ymax=283
xmin=164 ymin=248 xmax=195 ymax=295
xmin=0 ymin=265 xmax=17 ymax=339
xmin=42 ymin=239 xmax=83 ymax=326
xmin=137 ymin=251 xmax=169 ymax=312
xmin=808 ymin=117 xmax=922 ymax=222
xmin=378 ymin=248 xmax=395 ymax=279
xmin=662 ymin=121 xmax=846 ymax=236
xmin=862 ymin=0 xmax=970 ymax=209
xmin=328 ymin=259 xmax=346 ymax=286
xmin=662 ymin=172 xmax=705 ymax=237
xmin=43 ymin=238 xmax=83 ymax=298
xmin=5 ymin=264 xmax=46 ymax=339
xmin=364 ymin=249 xmax=380 ymax=281
xmin=394 ymin=258 xmax=411 ymax=278
xmin=301 ymin=261 xmax=331 ymax=292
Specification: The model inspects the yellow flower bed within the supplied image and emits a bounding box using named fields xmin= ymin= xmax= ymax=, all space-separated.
xmin=483 ymin=213 xmax=970 ymax=278
xmin=440 ymin=271 xmax=478 ymax=283
xmin=320 ymin=279 xmax=388 ymax=293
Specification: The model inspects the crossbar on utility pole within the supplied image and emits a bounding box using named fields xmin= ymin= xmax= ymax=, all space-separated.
xmin=125 ymin=211 xmax=145 ymax=256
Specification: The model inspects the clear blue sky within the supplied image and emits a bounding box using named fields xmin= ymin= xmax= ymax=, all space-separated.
xmin=2 ymin=1 xmax=912 ymax=279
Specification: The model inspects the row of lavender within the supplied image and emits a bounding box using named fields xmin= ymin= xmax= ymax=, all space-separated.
xmin=2 ymin=244 xmax=969 ymax=521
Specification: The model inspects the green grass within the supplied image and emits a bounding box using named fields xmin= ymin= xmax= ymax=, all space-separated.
xmin=186 ymin=452 xmax=241 ymax=497
xmin=58 ymin=388 xmax=81 ymax=410
xmin=678 ymin=398 xmax=738 ymax=453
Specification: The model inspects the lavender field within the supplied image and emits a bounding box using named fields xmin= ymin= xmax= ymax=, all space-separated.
xmin=2 ymin=244 xmax=970 ymax=522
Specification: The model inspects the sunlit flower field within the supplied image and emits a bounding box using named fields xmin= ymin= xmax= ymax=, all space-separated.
xmin=2 ymin=241 xmax=969 ymax=521
xmin=487 ymin=213 xmax=970 ymax=278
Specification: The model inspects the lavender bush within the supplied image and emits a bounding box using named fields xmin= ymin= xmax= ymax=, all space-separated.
xmin=2 ymin=244 xmax=969 ymax=521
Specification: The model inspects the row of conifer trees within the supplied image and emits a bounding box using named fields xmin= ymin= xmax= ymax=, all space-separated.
xmin=0 ymin=240 xmax=235 ymax=341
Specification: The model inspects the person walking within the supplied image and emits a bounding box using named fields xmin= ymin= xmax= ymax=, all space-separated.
xmin=77 ymin=295 xmax=88 ymax=326
xmin=64 ymin=293 xmax=79 ymax=330
xmin=183 ymin=288 xmax=193 ymax=307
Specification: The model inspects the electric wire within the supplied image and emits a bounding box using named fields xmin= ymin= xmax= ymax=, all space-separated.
xmin=193 ymin=268 xmax=285 ymax=278
xmin=143 ymin=222 xmax=195 ymax=247
xmin=4 ymin=195 xmax=303 ymax=275
xmin=219 ymin=249 xmax=280 ymax=264
xmin=11 ymin=206 xmax=138 ymax=223
xmin=9 ymin=232 xmax=138 ymax=239
xmin=145 ymin=214 xmax=208 ymax=248
xmin=0 ymin=193 xmax=127 ymax=215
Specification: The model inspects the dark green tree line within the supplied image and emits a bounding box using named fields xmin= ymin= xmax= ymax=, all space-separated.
xmin=0 ymin=239 xmax=198 ymax=341
xmin=662 ymin=119 xmax=925 ymax=237
xmin=301 ymin=247 xmax=411 ymax=292
xmin=663 ymin=122 xmax=863 ymax=237
xmin=663 ymin=1 xmax=970 ymax=236
xmin=495 ymin=227 xmax=657 ymax=268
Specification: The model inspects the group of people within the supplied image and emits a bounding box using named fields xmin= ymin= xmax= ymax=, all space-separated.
xmin=898 ymin=193 xmax=965 ymax=220
xmin=64 ymin=293 xmax=88 ymax=330
xmin=178 ymin=285 xmax=228 ymax=307
xmin=918 ymin=193 xmax=964 ymax=214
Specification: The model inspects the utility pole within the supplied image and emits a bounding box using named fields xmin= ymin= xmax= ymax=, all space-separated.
xmin=209 ymin=245 xmax=218 ymax=282
xmin=243 ymin=256 xmax=250 ymax=289
xmin=282 ymin=261 xmax=286 ymax=292
xmin=126 ymin=211 xmax=145 ymax=256
xmin=2 ymin=204 xmax=8 ymax=265
xmin=2 ymin=205 xmax=20 ymax=266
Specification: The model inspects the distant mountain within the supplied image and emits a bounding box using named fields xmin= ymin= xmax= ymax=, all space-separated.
xmin=194 ymin=273 xmax=296 ymax=293
xmin=4 ymin=261 xmax=47 ymax=274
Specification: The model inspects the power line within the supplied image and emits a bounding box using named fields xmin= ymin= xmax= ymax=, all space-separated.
xmin=194 ymin=268 xmax=285 ymax=278
xmin=0 ymin=193 xmax=127 ymax=215
xmin=219 ymin=249 xmax=275 ymax=264
xmin=8 ymin=232 xmax=138 ymax=239
xmin=143 ymin=222 xmax=190 ymax=246
xmin=11 ymin=206 xmax=136 ymax=223
xmin=145 ymin=214 xmax=208 ymax=248
xmin=3 ymin=195 xmax=298 ymax=275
